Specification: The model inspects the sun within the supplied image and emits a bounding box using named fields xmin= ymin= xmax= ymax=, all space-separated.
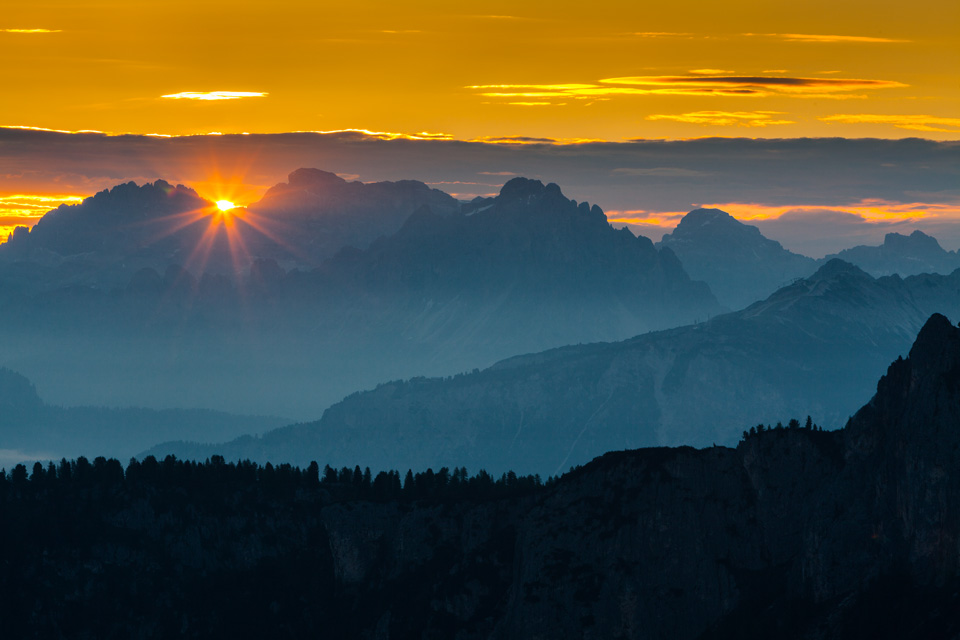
xmin=216 ymin=199 xmax=236 ymax=212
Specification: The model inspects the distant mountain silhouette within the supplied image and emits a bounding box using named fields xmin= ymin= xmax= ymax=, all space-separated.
xmin=0 ymin=367 xmax=287 ymax=464
xmin=0 ymin=176 xmax=721 ymax=421
xmin=247 ymin=168 xmax=460 ymax=262
xmin=0 ymin=171 xmax=461 ymax=288
xmin=658 ymin=208 xmax=818 ymax=309
xmin=152 ymin=260 xmax=960 ymax=474
xmin=825 ymin=229 xmax=960 ymax=277
xmin=6 ymin=316 xmax=960 ymax=639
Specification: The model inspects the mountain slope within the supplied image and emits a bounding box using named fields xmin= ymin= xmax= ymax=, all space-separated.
xmin=6 ymin=316 xmax=960 ymax=639
xmin=659 ymin=208 xmax=818 ymax=309
xmin=152 ymin=260 xmax=960 ymax=474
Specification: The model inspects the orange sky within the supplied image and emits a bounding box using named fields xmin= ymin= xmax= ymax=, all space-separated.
xmin=1 ymin=0 xmax=957 ymax=140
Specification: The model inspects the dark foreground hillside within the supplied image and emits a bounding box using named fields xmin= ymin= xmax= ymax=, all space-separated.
xmin=3 ymin=315 xmax=960 ymax=639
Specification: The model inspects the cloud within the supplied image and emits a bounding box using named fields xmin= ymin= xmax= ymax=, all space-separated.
xmin=310 ymin=128 xmax=454 ymax=141
xmin=469 ymin=74 xmax=906 ymax=102
xmin=600 ymin=74 xmax=906 ymax=94
xmin=689 ymin=69 xmax=734 ymax=75
xmin=646 ymin=111 xmax=794 ymax=127
xmin=820 ymin=114 xmax=960 ymax=133
xmin=758 ymin=33 xmax=909 ymax=43
xmin=161 ymin=91 xmax=268 ymax=101
xmin=632 ymin=32 xmax=694 ymax=37
xmin=1 ymin=28 xmax=61 ymax=33
xmin=709 ymin=200 xmax=960 ymax=256
xmin=612 ymin=168 xmax=712 ymax=177
xmin=507 ymin=102 xmax=555 ymax=106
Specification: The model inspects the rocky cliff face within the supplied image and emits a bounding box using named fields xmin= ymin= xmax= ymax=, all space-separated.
xmin=4 ymin=316 xmax=959 ymax=638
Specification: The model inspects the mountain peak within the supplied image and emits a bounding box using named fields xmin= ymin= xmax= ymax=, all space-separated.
xmin=286 ymin=168 xmax=349 ymax=188
xmin=676 ymin=207 xmax=737 ymax=227
xmin=808 ymin=258 xmax=871 ymax=281
xmin=907 ymin=312 xmax=960 ymax=374
xmin=883 ymin=229 xmax=943 ymax=253
xmin=498 ymin=177 xmax=548 ymax=200
xmin=659 ymin=207 xmax=817 ymax=309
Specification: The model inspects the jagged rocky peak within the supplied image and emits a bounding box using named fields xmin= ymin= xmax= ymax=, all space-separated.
xmin=678 ymin=207 xmax=733 ymax=225
xmin=907 ymin=312 xmax=960 ymax=374
xmin=498 ymin=176 xmax=549 ymax=200
xmin=278 ymin=168 xmax=349 ymax=191
xmin=0 ymin=179 xmax=210 ymax=259
xmin=494 ymin=177 xmax=605 ymax=221
xmin=667 ymin=207 xmax=765 ymax=240
xmin=844 ymin=312 xmax=960 ymax=582
xmin=79 ymin=179 xmax=205 ymax=213
xmin=883 ymin=229 xmax=944 ymax=253
xmin=846 ymin=311 xmax=960 ymax=457
xmin=659 ymin=207 xmax=817 ymax=310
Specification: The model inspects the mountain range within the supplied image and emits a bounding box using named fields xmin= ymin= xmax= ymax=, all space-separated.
xmin=0 ymin=174 xmax=720 ymax=420
xmin=0 ymin=170 xmax=460 ymax=290
xmin=826 ymin=229 xmax=960 ymax=277
xmin=148 ymin=259 xmax=960 ymax=475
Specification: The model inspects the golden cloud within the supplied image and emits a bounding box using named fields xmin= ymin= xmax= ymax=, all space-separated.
xmin=468 ymin=74 xmax=905 ymax=103
xmin=632 ymin=32 xmax=694 ymax=37
xmin=309 ymin=128 xmax=454 ymax=141
xmin=647 ymin=111 xmax=794 ymax=127
xmin=819 ymin=114 xmax=960 ymax=133
xmin=1 ymin=28 xmax=62 ymax=33
xmin=600 ymin=75 xmax=906 ymax=93
xmin=606 ymin=199 xmax=960 ymax=232
xmin=161 ymin=91 xmax=268 ymax=101
xmin=759 ymin=33 xmax=909 ymax=43
xmin=0 ymin=193 xmax=86 ymax=241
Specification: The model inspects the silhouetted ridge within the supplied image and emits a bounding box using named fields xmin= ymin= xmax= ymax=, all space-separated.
xmin=826 ymin=229 xmax=960 ymax=277
xmin=285 ymin=167 xmax=348 ymax=188
xmin=1 ymin=180 xmax=207 ymax=258
xmin=498 ymin=176 xmax=545 ymax=199
xmin=885 ymin=229 xmax=944 ymax=254
xmin=676 ymin=207 xmax=757 ymax=233
xmin=807 ymin=257 xmax=871 ymax=281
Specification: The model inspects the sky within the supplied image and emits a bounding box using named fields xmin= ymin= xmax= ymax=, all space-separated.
xmin=1 ymin=0 xmax=958 ymax=254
